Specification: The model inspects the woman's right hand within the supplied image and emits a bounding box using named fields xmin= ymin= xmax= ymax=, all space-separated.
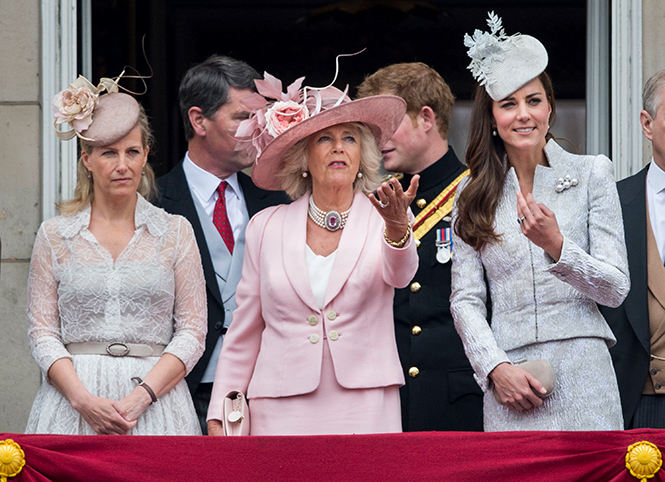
xmin=207 ymin=419 xmax=225 ymax=436
xmin=489 ymin=362 xmax=547 ymax=412
xmin=72 ymin=394 xmax=137 ymax=434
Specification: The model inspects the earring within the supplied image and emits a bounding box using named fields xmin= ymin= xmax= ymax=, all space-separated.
xmin=357 ymin=172 xmax=363 ymax=179
xmin=87 ymin=172 xmax=92 ymax=179
xmin=492 ymin=129 xmax=497 ymax=137
xmin=302 ymin=171 xmax=308 ymax=178
xmin=142 ymin=170 xmax=146 ymax=176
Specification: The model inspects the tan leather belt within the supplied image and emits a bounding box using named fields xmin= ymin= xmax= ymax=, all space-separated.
xmin=65 ymin=342 xmax=166 ymax=357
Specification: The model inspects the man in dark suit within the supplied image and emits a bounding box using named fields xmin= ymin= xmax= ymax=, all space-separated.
xmin=156 ymin=56 xmax=287 ymax=433
xmin=356 ymin=63 xmax=483 ymax=431
xmin=601 ymin=69 xmax=665 ymax=428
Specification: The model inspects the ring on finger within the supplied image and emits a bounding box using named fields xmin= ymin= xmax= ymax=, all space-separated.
xmin=379 ymin=200 xmax=390 ymax=208
xmin=517 ymin=216 xmax=526 ymax=225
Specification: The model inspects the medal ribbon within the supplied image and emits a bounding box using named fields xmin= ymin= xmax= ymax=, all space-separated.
xmin=412 ymin=169 xmax=469 ymax=241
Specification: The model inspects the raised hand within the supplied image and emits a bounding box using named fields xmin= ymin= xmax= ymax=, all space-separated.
xmin=369 ymin=175 xmax=420 ymax=243
xmin=516 ymin=191 xmax=564 ymax=261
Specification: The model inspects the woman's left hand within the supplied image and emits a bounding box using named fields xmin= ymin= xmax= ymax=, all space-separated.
xmin=116 ymin=388 xmax=153 ymax=423
xmin=369 ymin=175 xmax=420 ymax=242
xmin=516 ymin=191 xmax=564 ymax=261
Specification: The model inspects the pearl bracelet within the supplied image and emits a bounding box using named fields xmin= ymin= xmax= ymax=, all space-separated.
xmin=384 ymin=221 xmax=411 ymax=248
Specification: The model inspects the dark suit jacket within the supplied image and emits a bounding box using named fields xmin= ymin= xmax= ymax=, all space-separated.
xmin=396 ymin=147 xmax=484 ymax=432
xmin=155 ymin=162 xmax=288 ymax=396
xmin=599 ymin=164 xmax=650 ymax=428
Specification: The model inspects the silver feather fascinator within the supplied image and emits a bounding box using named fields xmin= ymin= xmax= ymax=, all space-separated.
xmin=464 ymin=12 xmax=548 ymax=101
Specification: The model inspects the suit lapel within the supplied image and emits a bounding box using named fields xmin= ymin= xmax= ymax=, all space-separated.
xmin=324 ymin=191 xmax=369 ymax=306
xmin=619 ymin=165 xmax=650 ymax=353
xmin=239 ymin=171 xmax=271 ymax=217
xmin=282 ymin=196 xmax=319 ymax=312
xmin=159 ymin=163 xmax=224 ymax=309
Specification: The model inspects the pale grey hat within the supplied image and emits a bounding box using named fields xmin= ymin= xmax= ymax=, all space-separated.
xmin=465 ymin=12 xmax=548 ymax=101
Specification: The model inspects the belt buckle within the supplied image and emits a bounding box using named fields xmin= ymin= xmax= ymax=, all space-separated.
xmin=106 ymin=342 xmax=130 ymax=357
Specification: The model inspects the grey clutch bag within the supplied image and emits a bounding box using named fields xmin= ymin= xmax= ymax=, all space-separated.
xmin=493 ymin=359 xmax=555 ymax=404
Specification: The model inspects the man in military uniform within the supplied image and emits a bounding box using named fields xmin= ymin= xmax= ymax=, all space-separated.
xmin=357 ymin=62 xmax=483 ymax=431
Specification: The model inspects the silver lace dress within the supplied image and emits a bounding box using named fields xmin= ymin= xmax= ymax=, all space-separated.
xmin=25 ymin=195 xmax=207 ymax=435
xmin=450 ymin=140 xmax=630 ymax=431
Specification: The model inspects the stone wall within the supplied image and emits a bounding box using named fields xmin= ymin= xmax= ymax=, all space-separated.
xmin=0 ymin=0 xmax=42 ymax=433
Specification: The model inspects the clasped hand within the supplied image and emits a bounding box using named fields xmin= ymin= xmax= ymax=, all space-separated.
xmin=75 ymin=388 xmax=152 ymax=435
xmin=490 ymin=362 xmax=548 ymax=412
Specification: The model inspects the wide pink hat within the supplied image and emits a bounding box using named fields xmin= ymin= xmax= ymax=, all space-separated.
xmin=235 ymin=73 xmax=406 ymax=191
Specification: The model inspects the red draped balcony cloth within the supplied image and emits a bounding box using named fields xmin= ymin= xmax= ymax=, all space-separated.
xmin=1 ymin=429 xmax=664 ymax=481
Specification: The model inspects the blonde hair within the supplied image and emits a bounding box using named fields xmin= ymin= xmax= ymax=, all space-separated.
xmin=278 ymin=122 xmax=382 ymax=201
xmin=57 ymin=106 xmax=157 ymax=214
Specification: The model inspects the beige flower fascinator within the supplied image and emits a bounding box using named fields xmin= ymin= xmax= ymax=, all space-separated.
xmin=52 ymin=70 xmax=145 ymax=146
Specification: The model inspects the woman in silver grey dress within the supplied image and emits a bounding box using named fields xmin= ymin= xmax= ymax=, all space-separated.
xmin=450 ymin=13 xmax=630 ymax=431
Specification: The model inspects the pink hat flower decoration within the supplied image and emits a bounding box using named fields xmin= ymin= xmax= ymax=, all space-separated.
xmin=235 ymin=73 xmax=308 ymax=161
xmin=235 ymin=70 xmax=350 ymax=162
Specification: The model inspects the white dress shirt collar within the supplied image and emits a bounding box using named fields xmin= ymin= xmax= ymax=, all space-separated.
xmin=648 ymin=159 xmax=665 ymax=195
xmin=647 ymin=159 xmax=665 ymax=264
xmin=182 ymin=152 xmax=242 ymax=204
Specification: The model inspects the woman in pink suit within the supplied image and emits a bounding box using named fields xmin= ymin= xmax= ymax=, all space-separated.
xmin=207 ymin=73 xmax=419 ymax=435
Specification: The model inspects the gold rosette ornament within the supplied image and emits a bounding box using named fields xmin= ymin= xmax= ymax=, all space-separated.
xmin=626 ymin=441 xmax=662 ymax=481
xmin=0 ymin=440 xmax=25 ymax=482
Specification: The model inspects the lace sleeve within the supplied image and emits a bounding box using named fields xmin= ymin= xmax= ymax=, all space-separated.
xmin=546 ymin=155 xmax=630 ymax=307
xmin=163 ymin=216 xmax=207 ymax=374
xmin=27 ymin=223 xmax=71 ymax=378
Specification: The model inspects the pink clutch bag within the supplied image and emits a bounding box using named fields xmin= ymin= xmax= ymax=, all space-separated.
xmin=222 ymin=391 xmax=250 ymax=436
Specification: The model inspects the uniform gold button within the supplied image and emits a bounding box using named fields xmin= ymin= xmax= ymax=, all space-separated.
xmin=329 ymin=331 xmax=339 ymax=341
xmin=326 ymin=310 xmax=337 ymax=321
xmin=308 ymin=315 xmax=318 ymax=326
xmin=309 ymin=334 xmax=320 ymax=344
xmin=412 ymin=326 xmax=422 ymax=335
xmin=408 ymin=367 xmax=420 ymax=378
xmin=410 ymin=282 xmax=421 ymax=293
xmin=415 ymin=239 xmax=421 ymax=248
xmin=416 ymin=198 xmax=427 ymax=209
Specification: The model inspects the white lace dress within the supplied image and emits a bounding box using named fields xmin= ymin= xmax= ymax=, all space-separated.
xmin=25 ymin=194 xmax=207 ymax=435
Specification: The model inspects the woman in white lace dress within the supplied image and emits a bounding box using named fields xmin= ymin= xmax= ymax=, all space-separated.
xmin=25 ymin=78 xmax=206 ymax=435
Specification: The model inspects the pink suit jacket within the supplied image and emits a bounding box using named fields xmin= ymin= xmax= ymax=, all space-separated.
xmin=207 ymin=191 xmax=418 ymax=422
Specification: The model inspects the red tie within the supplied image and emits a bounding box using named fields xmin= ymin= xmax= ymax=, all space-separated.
xmin=213 ymin=181 xmax=234 ymax=254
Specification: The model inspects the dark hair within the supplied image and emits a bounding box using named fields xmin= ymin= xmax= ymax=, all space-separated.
xmin=356 ymin=62 xmax=455 ymax=139
xmin=178 ymin=55 xmax=260 ymax=140
xmin=455 ymin=71 xmax=556 ymax=251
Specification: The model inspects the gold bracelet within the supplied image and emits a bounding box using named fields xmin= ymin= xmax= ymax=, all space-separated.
xmin=384 ymin=221 xmax=411 ymax=248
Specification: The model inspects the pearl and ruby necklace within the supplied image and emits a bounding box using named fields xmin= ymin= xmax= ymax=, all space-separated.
xmin=308 ymin=195 xmax=350 ymax=232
